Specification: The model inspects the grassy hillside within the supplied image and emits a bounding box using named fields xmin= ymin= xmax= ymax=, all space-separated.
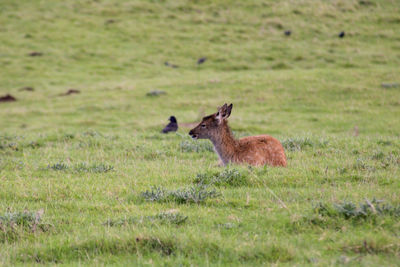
xmin=0 ymin=0 xmax=399 ymax=265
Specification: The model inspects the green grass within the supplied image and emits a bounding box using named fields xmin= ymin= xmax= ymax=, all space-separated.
xmin=1 ymin=0 xmax=400 ymax=265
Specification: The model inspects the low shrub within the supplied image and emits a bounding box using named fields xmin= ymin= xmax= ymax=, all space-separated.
xmin=282 ymin=137 xmax=328 ymax=151
xmin=314 ymin=199 xmax=400 ymax=220
xmin=47 ymin=162 xmax=114 ymax=173
xmin=194 ymin=168 xmax=249 ymax=187
xmin=74 ymin=162 xmax=114 ymax=173
xmin=104 ymin=212 xmax=188 ymax=227
xmin=0 ymin=210 xmax=51 ymax=242
xmin=180 ymin=140 xmax=214 ymax=153
xmin=47 ymin=162 xmax=69 ymax=171
xmin=141 ymin=185 xmax=220 ymax=204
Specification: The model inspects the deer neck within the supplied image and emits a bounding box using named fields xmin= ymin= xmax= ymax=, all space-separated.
xmin=210 ymin=123 xmax=237 ymax=165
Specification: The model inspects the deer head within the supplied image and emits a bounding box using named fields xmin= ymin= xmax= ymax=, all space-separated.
xmin=189 ymin=103 xmax=233 ymax=140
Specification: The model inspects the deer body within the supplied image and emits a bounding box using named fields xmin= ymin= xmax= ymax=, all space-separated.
xmin=189 ymin=104 xmax=287 ymax=167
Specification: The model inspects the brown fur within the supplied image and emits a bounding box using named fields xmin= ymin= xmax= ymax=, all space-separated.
xmin=189 ymin=104 xmax=287 ymax=167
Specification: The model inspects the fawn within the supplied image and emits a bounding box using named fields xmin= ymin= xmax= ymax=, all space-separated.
xmin=189 ymin=104 xmax=287 ymax=167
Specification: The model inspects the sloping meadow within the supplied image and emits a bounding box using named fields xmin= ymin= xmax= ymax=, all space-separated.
xmin=1 ymin=131 xmax=399 ymax=265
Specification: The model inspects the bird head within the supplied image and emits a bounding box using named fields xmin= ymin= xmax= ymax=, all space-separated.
xmin=169 ymin=116 xmax=177 ymax=123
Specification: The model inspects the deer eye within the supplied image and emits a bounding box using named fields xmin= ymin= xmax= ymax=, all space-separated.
xmin=201 ymin=124 xmax=206 ymax=128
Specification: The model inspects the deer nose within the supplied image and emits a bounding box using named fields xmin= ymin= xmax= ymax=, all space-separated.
xmin=189 ymin=130 xmax=198 ymax=139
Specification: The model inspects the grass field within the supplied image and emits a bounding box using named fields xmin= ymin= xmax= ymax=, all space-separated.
xmin=1 ymin=0 xmax=400 ymax=266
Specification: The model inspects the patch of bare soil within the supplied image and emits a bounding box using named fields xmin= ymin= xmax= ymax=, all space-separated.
xmin=59 ymin=89 xmax=80 ymax=96
xmin=28 ymin=52 xmax=43 ymax=57
xmin=0 ymin=94 xmax=17 ymax=102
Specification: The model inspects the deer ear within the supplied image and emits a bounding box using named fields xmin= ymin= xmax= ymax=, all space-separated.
xmin=217 ymin=103 xmax=227 ymax=112
xmin=216 ymin=103 xmax=232 ymax=122
xmin=225 ymin=103 xmax=233 ymax=118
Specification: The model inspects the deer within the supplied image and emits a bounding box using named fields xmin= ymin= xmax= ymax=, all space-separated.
xmin=189 ymin=103 xmax=287 ymax=167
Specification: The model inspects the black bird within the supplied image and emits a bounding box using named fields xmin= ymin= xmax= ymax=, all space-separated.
xmin=161 ymin=116 xmax=178 ymax=133
xmin=338 ymin=31 xmax=345 ymax=38
xmin=197 ymin=57 xmax=207 ymax=65
xmin=284 ymin=30 xmax=291 ymax=36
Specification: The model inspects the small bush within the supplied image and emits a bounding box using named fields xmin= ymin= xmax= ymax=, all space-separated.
xmin=353 ymin=158 xmax=376 ymax=172
xmin=141 ymin=185 xmax=220 ymax=204
xmin=170 ymin=185 xmax=220 ymax=204
xmin=282 ymin=137 xmax=328 ymax=151
xmin=0 ymin=210 xmax=51 ymax=242
xmin=0 ymin=137 xmax=45 ymax=151
xmin=104 ymin=212 xmax=188 ymax=227
xmin=74 ymin=163 xmax=114 ymax=173
xmin=0 ymin=211 xmax=38 ymax=227
xmin=87 ymin=163 xmax=114 ymax=173
xmin=314 ymin=199 xmax=400 ymax=220
xmin=47 ymin=162 xmax=114 ymax=173
xmin=194 ymin=168 xmax=249 ymax=187
xmin=140 ymin=187 xmax=167 ymax=202
xmin=180 ymin=140 xmax=214 ymax=153
xmin=47 ymin=162 xmax=69 ymax=171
